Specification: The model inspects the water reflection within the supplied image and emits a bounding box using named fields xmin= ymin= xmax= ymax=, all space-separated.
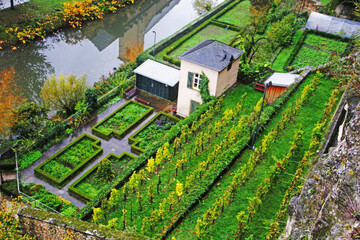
xmin=0 ymin=0 xmax=217 ymax=102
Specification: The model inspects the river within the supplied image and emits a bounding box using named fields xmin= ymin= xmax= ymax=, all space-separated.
xmin=0 ymin=0 xmax=221 ymax=102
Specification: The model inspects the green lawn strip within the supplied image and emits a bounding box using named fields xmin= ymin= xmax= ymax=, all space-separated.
xmin=272 ymin=29 xmax=303 ymax=72
xmin=99 ymin=86 xmax=262 ymax=237
xmin=68 ymin=152 xmax=137 ymax=202
xmin=34 ymin=133 xmax=103 ymax=187
xmin=92 ymin=100 xmax=153 ymax=140
xmin=168 ymin=24 xmax=238 ymax=58
xmin=128 ymin=112 xmax=179 ymax=154
xmin=169 ymin=73 xmax=337 ymax=239
xmin=215 ymin=0 xmax=251 ymax=26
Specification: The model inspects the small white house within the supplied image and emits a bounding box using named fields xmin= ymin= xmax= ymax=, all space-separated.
xmin=176 ymin=40 xmax=243 ymax=117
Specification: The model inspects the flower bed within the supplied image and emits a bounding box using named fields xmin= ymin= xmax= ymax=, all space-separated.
xmin=128 ymin=112 xmax=179 ymax=154
xmin=92 ymin=100 xmax=153 ymax=140
xmin=68 ymin=152 xmax=137 ymax=202
xmin=34 ymin=133 xmax=102 ymax=187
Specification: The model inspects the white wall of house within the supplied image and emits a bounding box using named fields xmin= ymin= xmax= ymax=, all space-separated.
xmin=176 ymin=57 xmax=240 ymax=117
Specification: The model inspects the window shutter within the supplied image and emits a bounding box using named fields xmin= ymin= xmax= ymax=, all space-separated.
xmin=187 ymin=72 xmax=193 ymax=88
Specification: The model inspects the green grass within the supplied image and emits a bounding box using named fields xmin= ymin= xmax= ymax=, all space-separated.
xmin=291 ymin=46 xmax=330 ymax=69
xmin=272 ymin=29 xmax=303 ymax=72
xmin=168 ymin=73 xmax=339 ymax=239
xmin=0 ymin=0 xmax=71 ymax=25
xmin=216 ymin=0 xmax=251 ymax=26
xmin=304 ymin=33 xmax=348 ymax=52
xmin=168 ymin=24 xmax=238 ymax=58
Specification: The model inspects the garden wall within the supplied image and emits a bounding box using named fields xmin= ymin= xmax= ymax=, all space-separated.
xmin=18 ymin=206 xmax=148 ymax=240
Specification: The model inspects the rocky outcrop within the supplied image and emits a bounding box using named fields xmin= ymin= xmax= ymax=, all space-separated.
xmin=281 ymin=91 xmax=360 ymax=239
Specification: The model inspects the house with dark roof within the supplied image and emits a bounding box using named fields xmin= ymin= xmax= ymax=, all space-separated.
xmin=176 ymin=39 xmax=243 ymax=117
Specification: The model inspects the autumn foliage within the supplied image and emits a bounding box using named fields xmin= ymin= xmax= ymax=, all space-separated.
xmin=0 ymin=67 xmax=24 ymax=136
xmin=120 ymin=40 xmax=144 ymax=62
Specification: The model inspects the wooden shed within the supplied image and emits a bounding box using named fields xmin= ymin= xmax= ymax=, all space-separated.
xmin=264 ymin=73 xmax=299 ymax=104
xmin=134 ymin=59 xmax=180 ymax=101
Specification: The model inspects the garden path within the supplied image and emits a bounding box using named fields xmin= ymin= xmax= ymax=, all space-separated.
xmin=21 ymin=98 xmax=158 ymax=209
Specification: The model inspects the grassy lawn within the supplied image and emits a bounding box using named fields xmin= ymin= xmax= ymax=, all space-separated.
xmin=272 ymin=29 xmax=303 ymax=72
xmin=0 ymin=0 xmax=71 ymax=25
xmin=168 ymin=24 xmax=238 ymax=58
xmin=216 ymin=0 xmax=251 ymax=26
xmin=168 ymin=73 xmax=339 ymax=239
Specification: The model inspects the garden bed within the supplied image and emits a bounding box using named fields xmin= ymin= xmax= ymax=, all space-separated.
xmin=92 ymin=100 xmax=153 ymax=140
xmin=282 ymin=29 xmax=351 ymax=71
xmin=68 ymin=152 xmax=137 ymax=202
xmin=128 ymin=112 xmax=179 ymax=154
xmin=34 ymin=133 xmax=103 ymax=187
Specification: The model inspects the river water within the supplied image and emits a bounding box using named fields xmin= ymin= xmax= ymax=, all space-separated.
xmin=0 ymin=0 xmax=221 ymax=102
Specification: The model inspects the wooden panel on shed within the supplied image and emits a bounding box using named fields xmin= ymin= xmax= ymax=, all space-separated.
xmin=265 ymin=86 xmax=287 ymax=104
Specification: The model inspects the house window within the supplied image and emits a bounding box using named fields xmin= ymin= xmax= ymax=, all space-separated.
xmin=193 ymin=73 xmax=202 ymax=90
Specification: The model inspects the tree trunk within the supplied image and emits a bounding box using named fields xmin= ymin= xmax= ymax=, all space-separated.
xmin=10 ymin=0 xmax=15 ymax=9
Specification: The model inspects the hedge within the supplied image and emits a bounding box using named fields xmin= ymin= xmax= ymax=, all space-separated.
xmin=68 ymin=152 xmax=137 ymax=203
xmin=0 ymin=148 xmax=15 ymax=171
xmin=128 ymin=112 xmax=180 ymax=155
xmin=34 ymin=133 xmax=103 ymax=187
xmin=76 ymin=99 xmax=217 ymax=220
xmin=91 ymin=100 xmax=153 ymax=140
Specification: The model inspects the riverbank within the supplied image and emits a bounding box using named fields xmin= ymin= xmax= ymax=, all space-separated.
xmin=0 ymin=0 xmax=138 ymax=49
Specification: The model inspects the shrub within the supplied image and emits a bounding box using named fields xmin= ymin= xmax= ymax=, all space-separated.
xmin=18 ymin=150 xmax=42 ymax=170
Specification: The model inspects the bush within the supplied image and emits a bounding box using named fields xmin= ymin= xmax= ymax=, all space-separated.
xmin=85 ymin=88 xmax=98 ymax=111
xmin=18 ymin=150 xmax=42 ymax=170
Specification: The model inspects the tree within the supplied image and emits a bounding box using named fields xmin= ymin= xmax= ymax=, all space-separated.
xmin=40 ymin=73 xmax=87 ymax=115
xmin=120 ymin=40 xmax=144 ymax=62
xmin=193 ymin=0 xmax=217 ymax=15
xmin=11 ymin=101 xmax=48 ymax=139
xmin=266 ymin=13 xmax=296 ymax=51
xmin=231 ymin=24 xmax=268 ymax=64
xmin=96 ymin=159 xmax=115 ymax=182
xmin=0 ymin=67 xmax=24 ymax=137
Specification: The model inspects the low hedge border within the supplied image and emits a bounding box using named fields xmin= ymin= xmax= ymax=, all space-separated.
xmin=128 ymin=112 xmax=180 ymax=155
xmin=34 ymin=133 xmax=103 ymax=188
xmin=76 ymin=99 xmax=217 ymax=220
xmin=68 ymin=152 xmax=137 ymax=203
xmin=283 ymin=29 xmax=352 ymax=71
xmin=210 ymin=19 xmax=242 ymax=32
xmin=91 ymin=100 xmax=154 ymax=140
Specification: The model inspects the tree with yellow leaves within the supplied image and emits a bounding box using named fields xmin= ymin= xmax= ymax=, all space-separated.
xmin=41 ymin=73 xmax=87 ymax=115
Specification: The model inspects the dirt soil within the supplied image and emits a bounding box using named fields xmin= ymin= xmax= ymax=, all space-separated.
xmin=135 ymin=89 xmax=176 ymax=114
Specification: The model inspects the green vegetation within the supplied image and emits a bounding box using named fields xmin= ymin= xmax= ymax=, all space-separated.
xmin=216 ymin=0 xmax=252 ymax=26
xmin=69 ymin=152 xmax=138 ymax=201
xmin=168 ymin=24 xmax=238 ymax=58
xmin=18 ymin=150 xmax=42 ymax=170
xmin=92 ymin=100 xmax=153 ymax=140
xmin=168 ymin=72 xmax=341 ymax=239
xmin=34 ymin=133 xmax=102 ymax=186
xmin=129 ymin=113 xmax=179 ymax=153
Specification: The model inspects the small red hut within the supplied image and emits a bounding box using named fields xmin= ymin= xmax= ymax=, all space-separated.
xmin=264 ymin=73 xmax=299 ymax=104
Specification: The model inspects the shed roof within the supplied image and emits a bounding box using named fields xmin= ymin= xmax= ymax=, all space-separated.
xmin=264 ymin=73 xmax=300 ymax=87
xmin=305 ymin=12 xmax=360 ymax=38
xmin=178 ymin=40 xmax=244 ymax=72
xmin=133 ymin=59 xmax=180 ymax=87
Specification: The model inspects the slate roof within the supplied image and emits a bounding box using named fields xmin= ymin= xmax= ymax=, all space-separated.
xmin=133 ymin=59 xmax=180 ymax=87
xmin=264 ymin=73 xmax=300 ymax=87
xmin=178 ymin=40 xmax=244 ymax=72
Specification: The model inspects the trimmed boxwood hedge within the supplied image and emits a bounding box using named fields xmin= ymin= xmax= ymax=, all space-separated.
xmin=76 ymin=99 xmax=217 ymax=220
xmin=283 ymin=29 xmax=352 ymax=71
xmin=0 ymin=148 xmax=16 ymax=171
xmin=68 ymin=152 xmax=137 ymax=203
xmin=128 ymin=112 xmax=180 ymax=155
xmin=34 ymin=133 xmax=103 ymax=187
xmin=91 ymin=100 xmax=153 ymax=140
